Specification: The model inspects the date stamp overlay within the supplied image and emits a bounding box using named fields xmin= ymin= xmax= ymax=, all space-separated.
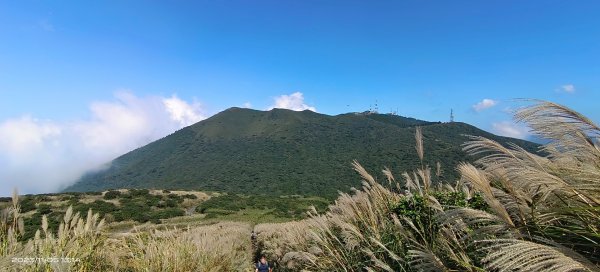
xmin=12 ymin=257 xmax=81 ymax=264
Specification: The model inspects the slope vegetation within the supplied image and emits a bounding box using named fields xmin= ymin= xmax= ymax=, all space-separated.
xmin=65 ymin=108 xmax=537 ymax=197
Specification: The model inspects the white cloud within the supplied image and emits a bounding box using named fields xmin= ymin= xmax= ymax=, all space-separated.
xmin=0 ymin=91 xmax=206 ymax=196
xmin=269 ymin=92 xmax=316 ymax=112
xmin=0 ymin=116 xmax=61 ymax=156
xmin=473 ymin=99 xmax=498 ymax=112
xmin=163 ymin=95 xmax=205 ymax=126
xmin=560 ymin=84 xmax=575 ymax=93
xmin=242 ymin=102 xmax=252 ymax=108
xmin=492 ymin=121 xmax=530 ymax=139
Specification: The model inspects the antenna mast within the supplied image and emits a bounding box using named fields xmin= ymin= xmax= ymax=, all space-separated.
xmin=450 ymin=109 xmax=454 ymax=122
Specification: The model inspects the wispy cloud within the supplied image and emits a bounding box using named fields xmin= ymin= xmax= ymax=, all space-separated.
xmin=559 ymin=84 xmax=575 ymax=93
xmin=39 ymin=20 xmax=55 ymax=32
xmin=268 ymin=92 xmax=316 ymax=112
xmin=473 ymin=99 xmax=498 ymax=112
xmin=0 ymin=91 xmax=206 ymax=196
xmin=492 ymin=121 xmax=530 ymax=139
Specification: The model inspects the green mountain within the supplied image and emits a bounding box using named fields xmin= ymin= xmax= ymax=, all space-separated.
xmin=64 ymin=107 xmax=538 ymax=198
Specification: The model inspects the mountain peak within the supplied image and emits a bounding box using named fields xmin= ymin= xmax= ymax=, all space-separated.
xmin=65 ymin=108 xmax=538 ymax=197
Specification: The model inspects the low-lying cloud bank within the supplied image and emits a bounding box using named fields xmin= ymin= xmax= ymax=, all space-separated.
xmin=0 ymin=91 xmax=206 ymax=196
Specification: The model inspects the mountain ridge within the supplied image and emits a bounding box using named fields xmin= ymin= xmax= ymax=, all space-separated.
xmin=64 ymin=107 xmax=538 ymax=198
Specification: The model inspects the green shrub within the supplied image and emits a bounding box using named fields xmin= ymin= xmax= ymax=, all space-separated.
xmin=73 ymin=200 xmax=118 ymax=217
xmin=20 ymin=197 xmax=36 ymax=212
xmin=37 ymin=204 xmax=52 ymax=215
xmin=167 ymin=194 xmax=184 ymax=203
xmin=164 ymin=199 xmax=178 ymax=208
xmin=103 ymin=190 xmax=121 ymax=200
xmin=61 ymin=195 xmax=75 ymax=201
xmin=150 ymin=208 xmax=184 ymax=220
xmin=145 ymin=195 xmax=162 ymax=206
xmin=65 ymin=192 xmax=84 ymax=198
xmin=130 ymin=189 xmax=150 ymax=197
xmin=183 ymin=194 xmax=197 ymax=199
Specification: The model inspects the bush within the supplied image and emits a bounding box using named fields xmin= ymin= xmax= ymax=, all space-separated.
xmin=166 ymin=194 xmax=184 ymax=203
xmin=183 ymin=194 xmax=198 ymax=199
xmin=65 ymin=192 xmax=83 ymax=196
xmin=103 ymin=190 xmax=121 ymax=200
xmin=61 ymin=195 xmax=75 ymax=201
xmin=20 ymin=197 xmax=36 ymax=213
xmin=130 ymin=189 xmax=150 ymax=197
xmin=136 ymin=214 xmax=150 ymax=223
xmin=86 ymin=191 xmax=102 ymax=196
xmin=73 ymin=200 xmax=118 ymax=217
xmin=37 ymin=204 xmax=52 ymax=215
xmin=145 ymin=195 xmax=162 ymax=206
xmin=164 ymin=199 xmax=178 ymax=208
xmin=150 ymin=208 xmax=184 ymax=220
xmin=36 ymin=195 xmax=51 ymax=202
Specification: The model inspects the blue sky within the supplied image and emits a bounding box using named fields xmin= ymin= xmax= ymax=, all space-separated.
xmin=0 ymin=0 xmax=599 ymax=194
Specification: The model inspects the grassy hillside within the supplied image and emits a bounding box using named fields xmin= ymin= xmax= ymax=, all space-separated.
xmin=0 ymin=189 xmax=326 ymax=243
xmin=65 ymin=108 xmax=538 ymax=197
xmin=0 ymin=189 xmax=206 ymax=241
